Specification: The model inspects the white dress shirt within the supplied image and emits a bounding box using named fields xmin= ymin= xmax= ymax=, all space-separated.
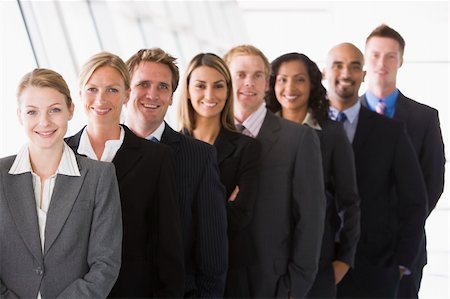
xmin=235 ymin=103 xmax=267 ymax=138
xmin=78 ymin=126 xmax=125 ymax=162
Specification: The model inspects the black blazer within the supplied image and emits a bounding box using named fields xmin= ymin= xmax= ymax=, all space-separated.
xmin=65 ymin=125 xmax=184 ymax=298
xmin=214 ymin=128 xmax=261 ymax=268
xmin=160 ymin=124 xmax=228 ymax=298
xmin=306 ymin=119 xmax=360 ymax=298
xmin=337 ymin=107 xmax=428 ymax=298
xmin=361 ymin=92 xmax=445 ymax=213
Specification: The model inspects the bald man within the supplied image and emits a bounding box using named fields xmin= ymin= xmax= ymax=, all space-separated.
xmin=324 ymin=43 xmax=427 ymax=298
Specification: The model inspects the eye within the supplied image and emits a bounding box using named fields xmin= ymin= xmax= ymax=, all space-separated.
xmin=50 ymin=107 xmax=61 ymax=113
xmin=108 ymin=88 xmax=119 ymax=93
xmin=276 ymin=77 xmax=286 ymax=83
xmin=214 ymin=83 xmax=225 ymax=89
xmin=159 ymin=83 xmax=169 ymax=90
xmin=237 ymin=73 xmax=245 ymax=79
xmin=138 ymin=82 xmax=149 ymax=88
xmin=86 ymin=87 xmax=97 ymax=93
xmin=195 ymin=83 xmax=206 ymax=89
xmin=26 ymin=110 xmax=37 ymax=116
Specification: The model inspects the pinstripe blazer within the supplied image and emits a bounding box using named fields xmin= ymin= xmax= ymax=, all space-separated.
xmin=0 ymin=154 xmax=122 ymax=298
xmin=161 ymin=124 xmax=228 ymax=298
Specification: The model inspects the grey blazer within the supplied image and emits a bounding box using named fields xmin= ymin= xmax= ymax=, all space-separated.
xmin=0 ymin=154 xmax=122 ymax=298
xmin=250 ymin=111 xmax=326 ymax=298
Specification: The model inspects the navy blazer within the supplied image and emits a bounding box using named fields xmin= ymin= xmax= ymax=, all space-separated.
xmin=337 ymin=107 xmax=428 ymax=298
xmin=65 ymin=125 xmax=185 ymax=298
xmin=161 ymin=124 xmax=228 ymax=298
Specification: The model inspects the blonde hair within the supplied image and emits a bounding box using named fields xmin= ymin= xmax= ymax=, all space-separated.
xmin=178 ymin=53 xmax=236 ymax=133
xmin=79 ymin=51 xmax=130 ymax=89
xmin=223 ymin=44 xmax=271 ymax=79
xmin=17 ymin=68 xmax=72 ymax=108
xmin=126 ymin=48 xmax=179 ymax=93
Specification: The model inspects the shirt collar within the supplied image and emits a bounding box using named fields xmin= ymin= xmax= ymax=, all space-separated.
xmin=145 ymin=121 xmax=165 ymax=142
xmin=329 ymin=101 xmax=361 ymax=124
xmin=366 ymin=89 xmax=399 ymax=111
xmin=9 ymin=143 xmax=81 ymax=176
xmin=78 ymin=126 xmax=125 ymax=161
xmin=303 ymin=111 xmax=322 ymax=130
xmin=235 ymin=103 xmax=267 ymax=138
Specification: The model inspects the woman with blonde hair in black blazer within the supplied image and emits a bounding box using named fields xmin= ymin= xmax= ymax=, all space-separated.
xmin=65 ymin=51 xmax=184 ymax=298
xmin=178 ymin=52 xmax=261 ymax=298
xmin=0 ymin=68 xmax=122 ymax=298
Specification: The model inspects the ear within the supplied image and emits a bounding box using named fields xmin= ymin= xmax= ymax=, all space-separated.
xmin=68 ymin=103 xmax=75 ymax=120
xmin=123 ymin=88 xmax=131 ymax=105
xmin=322 ymin=68 xmax=327 ymax=80
xmin=362 ymin=70 xmax=367 ymax=82
xmin=399 ymin=56 xmax=404 ymax=68
xmin=169 ymin=94 xmax=173 ymax=106
xmin=17 ymin=108 xmax=23 ymax=125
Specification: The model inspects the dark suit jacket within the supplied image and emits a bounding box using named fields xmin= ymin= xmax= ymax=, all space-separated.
xmin=307 ymin=119 xmax=360 ymax=298
xmin=250 ymin=111 xmax=326 ymax=298
xmin=337 ymin=107 xmax=428 ymax=298
xmin=65 ymin=125 xmax=185 ymax=298
xmin=213 ymin=128 xmax=261 ymax=297
xmin=161 ymin=124 xmax=228 ymax=298
xmin=0 ymin=155 xmax=122 ymax=298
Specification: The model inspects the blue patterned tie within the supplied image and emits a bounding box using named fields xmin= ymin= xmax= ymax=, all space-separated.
xmin=336 ymin=112 xmax=347 ymax=123
xmin=150 ymin=136 xmax=159 ymax=143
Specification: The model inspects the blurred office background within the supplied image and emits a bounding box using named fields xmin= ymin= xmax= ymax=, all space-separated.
xmin=0 ymin=1 xmax=448 ymax=297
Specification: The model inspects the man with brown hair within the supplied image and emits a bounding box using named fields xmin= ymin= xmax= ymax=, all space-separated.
xmin=361 ymin=24 xmax=445 ymax=298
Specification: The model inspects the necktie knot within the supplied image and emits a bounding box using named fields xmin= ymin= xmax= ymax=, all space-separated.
xmin=375 ymin=100 xmax=386 ymax=115
xmin=336 ymin=112 xmax=347 ymax=123
xmin=235 ymin=124 xmax=246 ymax=133
xmin=149 ymin=136 xmax=159 ymax=143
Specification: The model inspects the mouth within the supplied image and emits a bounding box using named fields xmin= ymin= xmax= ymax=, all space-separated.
xmin=142 ymin=103 xmax=160 ymax=109
xmin=337 ymin=79 xmax=354 ymax=87
xmin=201 ymin=101 xmax=218 ymax=108
xmin=91 ymin=107 xmax=112 ymax=115
xmin=36 ymin=130 xmax=57 ymax=137
xmin=239 ymin=91 xmax=257 ymax=97
xmin=283 ymin=95 xmax=299 ymax=102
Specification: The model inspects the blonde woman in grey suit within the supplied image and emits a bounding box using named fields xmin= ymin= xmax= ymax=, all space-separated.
xmin=0 ymin=69 xmax=122 ymax=298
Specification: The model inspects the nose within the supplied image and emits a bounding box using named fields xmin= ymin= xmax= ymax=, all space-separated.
xmin=204 ymin=86 xmax=214 ymax=100
xmin=38 ymin=113 xmax=50 ymax=127
xmin=147 ymin=85 xmax=159 ymax=100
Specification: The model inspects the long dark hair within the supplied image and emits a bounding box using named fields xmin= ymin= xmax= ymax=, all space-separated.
xmin=265 ymin=52 xmax=329 ymax=125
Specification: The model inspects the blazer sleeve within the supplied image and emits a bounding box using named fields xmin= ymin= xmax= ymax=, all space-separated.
xmin=155 ymin=149 xmax=186 ymax=298
xmin=57 ymin=163 xmax=122 ymax=298
xmin=332 ymin=124 xmax=360 ymax=266
xmin=394 ymin=125 xmax=428 ymax=268
xmin=227 ymin=139 xmax=261 ymax=232
xmin=421 ymin=109 xmax=445 ymax=214
xmin=0 ymin=282 xmax=19 ymax=298
xmin=287 ymin=127 xmax=326 ymax=298
xmin=195 ymin=147 xmax=228 ymax=298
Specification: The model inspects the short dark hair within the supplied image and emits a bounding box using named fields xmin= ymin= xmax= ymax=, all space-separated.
xmin=366 ymin=24 xmax=405 ymax=55
xmin=265 ymin=52 xmax=329 ymax=125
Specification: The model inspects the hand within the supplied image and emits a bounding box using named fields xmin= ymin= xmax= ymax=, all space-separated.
xmin=332 ymin=260 xmax=350 ymax=285
xmin=399 ymin=266 xmax=406 ymax=280
xmin=228 ymin=185 xmax=240 ymax=201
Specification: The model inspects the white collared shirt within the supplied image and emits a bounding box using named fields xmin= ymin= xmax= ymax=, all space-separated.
xmin=329 ymin=101 xmax=361 ymax=143
xmin=235 ymin=103 xmax=267 ymax=138
xmin=78 ymin=126 xmax=125 ymax=162
xmin=9 ymin=143 xmax=81 ymax=253
xmin=302 ymin=111 xmax=322 ymax=131
xmin=145 ymin=121 xmax=165 ymax=142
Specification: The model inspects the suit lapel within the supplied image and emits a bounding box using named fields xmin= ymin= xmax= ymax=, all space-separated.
xmin=257 ymin=111 xmax=280 ymax=158
xmin=4 ymin=172 xmax=43 ymax=261
xmin=352 ymin=106 xmax=375 ymax=153
xmin=393 ymin=92 xmax=410 ymax=122
xmin=214 ymin=129 xmax=236 ymax=165
xmin=113 ymin=126 xmax=144 ymax=180
xmin=160 ymin=123 xmax=181 ymax=155
xmin=44 ymin=165 xmax=86 ymax=255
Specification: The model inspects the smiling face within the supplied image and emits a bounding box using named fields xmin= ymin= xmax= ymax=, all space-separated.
xmin=80 ymin=66 xmax=129 ymax=127
xmin=188 ymin=65 xmax=228 ymax=121
xmin=127 ymin=61 xmax=173 ymax=136
xmin=324 ymin=43 xmax=366 ymax=109
xmin=365 ymin=36 xmax=403 ymax=93
xmin=227 ymin=54 xmax=268 ymax=117
xmin=18 ymin=86 xmax=73 ymax=152
xmin=274 ymin=60 xmax=311 ymax=115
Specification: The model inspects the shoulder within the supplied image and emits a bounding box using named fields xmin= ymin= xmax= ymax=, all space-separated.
xmin=0 ymin=156 xmax=16 ymax=172
xmin=76 ymin=155 xmax=115 ymax=174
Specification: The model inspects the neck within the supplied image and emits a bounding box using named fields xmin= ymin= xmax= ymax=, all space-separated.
xmin=86 ymin=123 xmax=121 ymax=159
xmin=28 ymin=143 xmax=64 ymax=179
xmin=329 ymin=96 xmax=358 ymax=112
xmin=192 ymin=116 xmax=221 ymax=145
xmin=234 ymin=106 xmax=257 ymax=124
xmin=128 ymin=119 xmax=161 ymax=139
xmin=369 ymin=82 xmax=396 ymax=99
xmin=281 ymin=107 xmax=307 ymax=124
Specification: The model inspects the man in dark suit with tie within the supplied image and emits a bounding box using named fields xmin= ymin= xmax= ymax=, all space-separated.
xmin=359 ymin=24 xmax=446 ymax=298
xmin=223 ymin=45 xmax=326 ymax=298
xmin=125 ymin=48 xmax=228 ymax=298
xmin=324 ymin=42 xmax=428 ymax=298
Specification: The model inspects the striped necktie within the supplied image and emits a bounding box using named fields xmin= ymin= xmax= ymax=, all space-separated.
xmin=375 ymin=100 xmax=386 ymax=115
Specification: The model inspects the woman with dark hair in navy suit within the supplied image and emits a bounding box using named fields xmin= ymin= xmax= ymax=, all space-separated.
xmin=178 ymin=52 xmax=261 ymax=298
xmin=266 ymin=52 xmax=360 ymax=298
